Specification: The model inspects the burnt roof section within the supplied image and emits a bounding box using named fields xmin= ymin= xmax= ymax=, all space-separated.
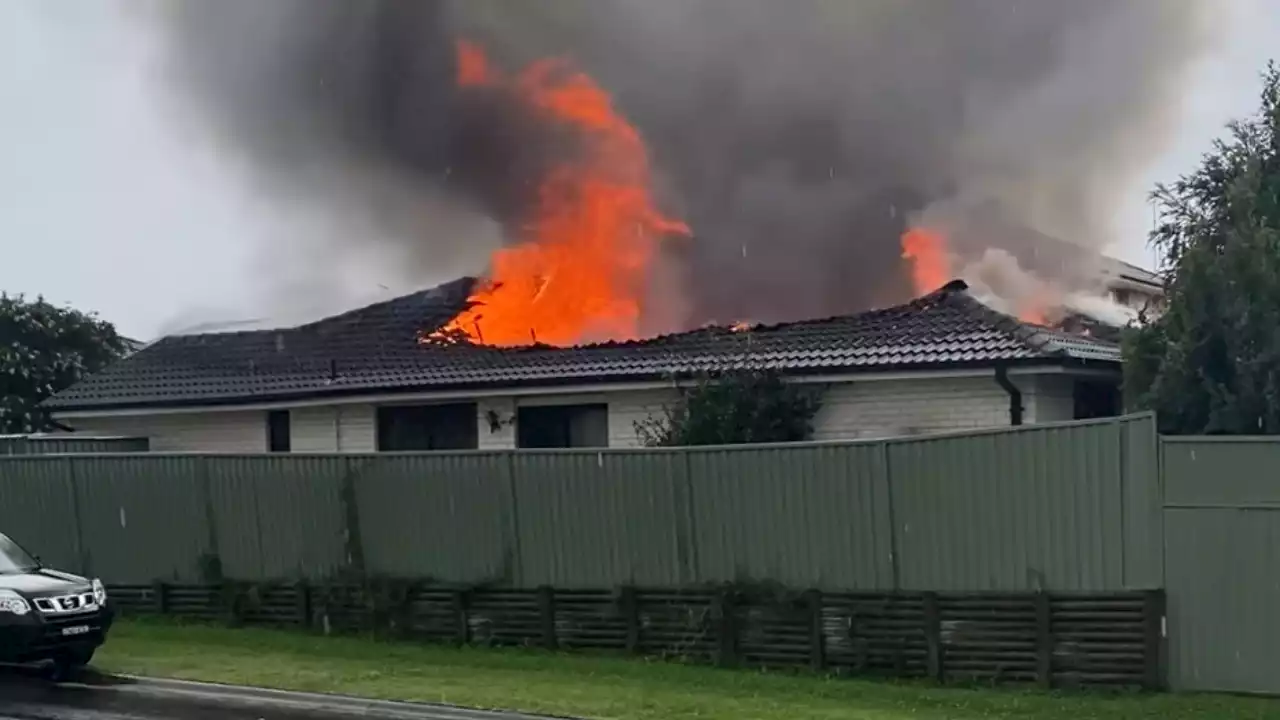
xmin=43 ymin=278 xmax=1120 ymax=412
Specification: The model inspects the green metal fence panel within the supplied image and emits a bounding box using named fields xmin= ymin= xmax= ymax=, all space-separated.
xmin=511 ymin=450 xmax=689 ymax=587
xmin=1161 ymin=436 xmax=1280 ymax=693
xmin=353 ymin=453 xmax=514 ymax=582
xmin=0 ymin=413 xmax=1159 ymax=592
xmin=72 ymin=456 xmax=212 ymax=583
xmin=0 ymin=458 xmax=82 ymax=572
xmin=0 ymin=436 xmax=148 ymax=456
xmin=1165 ymin=507 xmax=1280 ymax=693
xmin=1163 ymin=438 xmax=1280 ymax=507
xmin=685 ymin=443 xmax=894 ymax=589
xmin=1121 ymin=413 xmax=1163 ymax=588
xmin=205 ymin=456 xmax=348 ymax=580
xmin=889 ymin=420 xmax=1126 ymax=591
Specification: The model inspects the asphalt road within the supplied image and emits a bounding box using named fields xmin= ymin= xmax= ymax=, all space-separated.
xmin=0 ymin=669 xmax=548 ymax=720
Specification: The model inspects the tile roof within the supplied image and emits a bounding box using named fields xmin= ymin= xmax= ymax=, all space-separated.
xmin=43 ymin=279 xmax=1121 ymax=412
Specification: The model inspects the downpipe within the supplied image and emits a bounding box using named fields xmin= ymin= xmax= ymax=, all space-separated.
xmin=994 ymin=366 xmax=1024 ymax=426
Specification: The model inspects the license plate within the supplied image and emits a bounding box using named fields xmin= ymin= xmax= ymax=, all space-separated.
xmin=60 ymin=625 xmax=90 ymax=637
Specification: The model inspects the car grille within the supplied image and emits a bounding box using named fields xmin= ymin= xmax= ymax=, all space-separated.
xmin=34 ymin=592 xmax=97 ymax=616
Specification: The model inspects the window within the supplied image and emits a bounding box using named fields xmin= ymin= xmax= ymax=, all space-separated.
xmin=517 ymin=404 xmax=608 ymax=448
xmin=267 ymin=410 xmax=291 ymax=453
xmin=0 ymin=533 xmax=38 ymax=574
xmin=376 ymin=403 xmax=478 ymax=451
xmin=1073 ymin=380 xmax=1120 ymax=420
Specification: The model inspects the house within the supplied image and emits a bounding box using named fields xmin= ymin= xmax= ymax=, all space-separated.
xmin=41 ymin=279 xmax=1125 ymax=453
xmin=939 ymin=206 xmax=1165 ymax=317
xmin=1103 ymin=258 xmax=1163 ymax=315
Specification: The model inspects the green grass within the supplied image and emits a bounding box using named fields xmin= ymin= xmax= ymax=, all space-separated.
xmin=96 ymin=619 xmax=1280 ymax=720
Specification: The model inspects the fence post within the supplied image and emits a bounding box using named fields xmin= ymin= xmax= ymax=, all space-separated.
xmin=679 ymin=449 xmax=700 ymax=585
xmin=65 ymin=458 xmax=89 ymax=577
xmin=713 ymin=588 xmax=737 ymax=668
xmin=1142 ymin=589 xmax=1166 ymax=691
xmin=453 ymin=588 xmax=471 ymax=646
xmin=537 ymin=585 xmax=557 ymax=650
xmin=1035 ymin=591 xmax=1053 ymax=689
xmin=881 ymin=441 xmax=901 ymax=591
xmin=923 ymin=592 xmax=944 ymax=682
xmin=152 ymin=581 xmax=168 ymax=615
xmin=621 ymin=586 xmax=640 ymax=654
xmin=503 ymin=452 xmax=525 ymax=588
xmin=198 ymin=459 xmax=221 ymax=583
xmin=806 ymin=588 xmax=825 ymax=672
xmin=296 ymin=580 xmax=311 ymax=629
xmin=849 ymin=604 xmax=867 ymax=672
xmin=339 ymin=459 xmax=367 ymax=579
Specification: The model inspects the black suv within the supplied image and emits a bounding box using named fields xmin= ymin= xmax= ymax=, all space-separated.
xmin=0 ymin=532 xmax=114 ymax=679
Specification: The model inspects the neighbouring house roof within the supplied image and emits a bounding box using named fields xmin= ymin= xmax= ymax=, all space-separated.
xmin=43 ymin=278 xmax=1121 ymax=413
xmin=1110 ymin=258 xmax=1160 ymax=289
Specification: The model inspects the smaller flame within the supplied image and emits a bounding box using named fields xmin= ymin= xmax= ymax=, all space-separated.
xmin=729 ymin=321 xmax=754 ymax=333
xmin=1018 ymin=306 xmax=1049 ymax=326
xmin=455 ymin=39 xmax=496 ymax=87
xmin=900 ymin=227 xmax=953 ymax=293
xmin=902 ymin=226 xmax=1057 ymax=325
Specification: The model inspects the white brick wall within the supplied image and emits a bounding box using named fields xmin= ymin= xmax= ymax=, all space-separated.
xmin=57 ymin=371 xmax=1091 ymax=452
xmin=1025 ymin=375 xmax=1075 ymax=424
xmin=811 ymin=376 xmax=1012 ymax=439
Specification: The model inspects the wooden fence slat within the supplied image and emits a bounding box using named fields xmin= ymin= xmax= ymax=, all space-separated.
xmin=105 ymin=583 xmax=1157 ymax=690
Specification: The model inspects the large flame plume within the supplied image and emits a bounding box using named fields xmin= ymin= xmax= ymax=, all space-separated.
xmin=151 ymin=0 xmax=1210 ymax=335
xmin=432 ymin=40 xmax=689 ymax=346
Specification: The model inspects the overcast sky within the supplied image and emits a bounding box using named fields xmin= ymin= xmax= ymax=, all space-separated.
xmin=1 ymin=1 xmax=1276 ymax=341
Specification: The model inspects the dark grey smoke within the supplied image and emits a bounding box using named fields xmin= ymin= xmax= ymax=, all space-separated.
xmin=151 ymin=0 xmax=1212 ymax=329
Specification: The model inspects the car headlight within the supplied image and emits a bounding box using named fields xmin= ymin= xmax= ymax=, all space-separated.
xmin=92 ymin=579 xmax=108 ymax=606
xmin=0 ymin=590 xmax=31 ymax=616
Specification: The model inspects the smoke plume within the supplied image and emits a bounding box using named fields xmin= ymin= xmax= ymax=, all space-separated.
xmin=150 ymin=0 xmax=1214 ymax=329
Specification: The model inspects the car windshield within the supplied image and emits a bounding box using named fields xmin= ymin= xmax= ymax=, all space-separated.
xmin=0 ymin=533 xmax=38 ymax=574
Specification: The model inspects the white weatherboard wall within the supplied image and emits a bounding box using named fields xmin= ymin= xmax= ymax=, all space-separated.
xmin=289 ymin=405 xmax=377 ymax=453
xmin=67 ymin=411 xmax=269 ymax=453
xmin=57 ymin=371 xmax=1084 ymax=452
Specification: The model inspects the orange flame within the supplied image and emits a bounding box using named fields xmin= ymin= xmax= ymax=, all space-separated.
xmin=455 ymin=39 xmax=495 ymax=87
xmin=900 ymin=227 xmax=953 ymax=294
xmin=1019 ymin=303 xmax=1049 ymax=326
xmin=434 ymin=41 xmax=690 ymax=347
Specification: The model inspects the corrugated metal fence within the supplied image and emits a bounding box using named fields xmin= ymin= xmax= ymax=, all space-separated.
xmin=0 ymin=413 xmax=1160 ymax=593
xmin=1161 ymin=437 xmax=1280 ymax=694
xmin=0 ymin=435 xmax=148 ymax=456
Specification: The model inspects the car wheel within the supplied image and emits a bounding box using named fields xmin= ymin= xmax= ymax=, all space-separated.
xmin=48 ymin=650 xmax=94 ymax=683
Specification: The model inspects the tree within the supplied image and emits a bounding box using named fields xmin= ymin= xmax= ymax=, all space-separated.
xmin=0 ymin=294 xmax=128 ymax=434
xmin=1124 ymin=62 xmax=1280 ymax=434
xmin=635 ymin=370 xmax=823 ymax=446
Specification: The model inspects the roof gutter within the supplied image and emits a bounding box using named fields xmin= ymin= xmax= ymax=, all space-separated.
xmin=994 ymin=366 xmax=1024 ymax=426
